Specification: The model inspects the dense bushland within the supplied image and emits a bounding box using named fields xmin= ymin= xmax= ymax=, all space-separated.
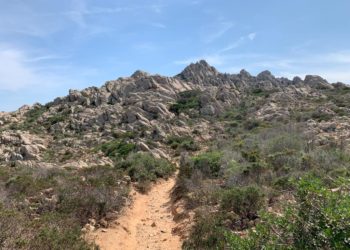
xmin=178 ymin=122 xmax=350 ymax=249
xmin=0 ymin=145 xmax=176 ymax=248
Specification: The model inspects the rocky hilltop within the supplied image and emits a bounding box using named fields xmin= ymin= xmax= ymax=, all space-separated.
xmin=1 ymin=60 xmax=350 ymax=249
xmin=1 ymin=60 xmax=347 ymax=167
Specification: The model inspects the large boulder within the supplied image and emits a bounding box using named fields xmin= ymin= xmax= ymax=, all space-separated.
xmin=304 ymin=75 xmax=333 ymax=89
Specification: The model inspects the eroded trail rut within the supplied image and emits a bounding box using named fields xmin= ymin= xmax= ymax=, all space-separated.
xmin=91 ymin=177 xmax=182 ymax=250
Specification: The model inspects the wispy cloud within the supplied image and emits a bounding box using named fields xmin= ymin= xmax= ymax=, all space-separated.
xmin=248 ymin=32 xmax=256 ymax=41
xmin=203 ymin=21 xmax=235 ymax=43
xmin=24 ymin=55 xmax=68 ymax=63
xmin=0 ymin=45 xmax=60 ymax=91
xmin=177 ymin=32 xmax=257 ymax=65
xmin=0 ymin=44 xmax=93 ymax=92
xmin=219 ymin=33 xmax=257 ymax=53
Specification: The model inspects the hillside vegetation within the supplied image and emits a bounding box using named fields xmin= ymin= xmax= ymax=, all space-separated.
xmin=1 ymin=61 xmax=350 ymax=249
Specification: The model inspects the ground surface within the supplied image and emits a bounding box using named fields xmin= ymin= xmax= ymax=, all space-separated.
xmin=91 ymin=177 xmax=182 ymax=250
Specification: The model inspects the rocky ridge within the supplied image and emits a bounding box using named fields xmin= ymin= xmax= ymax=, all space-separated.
xmin=0 ymin=60 xmax=348 ymax=167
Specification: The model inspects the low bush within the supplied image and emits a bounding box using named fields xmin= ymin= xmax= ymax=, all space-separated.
xmin=46 ymin=111 xmax=70 ymax=125
xmin=169 ymin=90 xmax=201 ymax=115
xmin=243 ymin=119 xmax=261 ymax=130
xmin=98 ymin=139 xmax=136 ymax=159
xmin=225 ymin=176 xmax=350 ymax=250
xmin=118 ymin=152 xmax=175 ymax=192
xmin=24 ymin=105 xmax=47 ymax=124
xmin=0 ymin=207 xmax=95 ymax=250
xmin=166 ymin=135 xmax=199 ymax=151
xmin=191 ymin=151 xmax=223 ymax=177
xmin=27 ymin=213 xmax=95 ymax=250
xmin=58 ymin=165 xmax=128 ymax=224
xmin=183 ymin=211 xmax=226 ymax=250
xmin=5 ymin=169 xmax=57 ymax=199
xmin=221 ymin=186 xmax=265 ymax=220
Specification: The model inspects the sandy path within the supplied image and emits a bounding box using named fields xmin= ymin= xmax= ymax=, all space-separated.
xmin=90 ymin=177 xmax=182 ymax=250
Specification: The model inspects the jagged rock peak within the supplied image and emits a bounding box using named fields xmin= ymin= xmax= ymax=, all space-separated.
xmin=304 ymin=75 xmax=333 ymax=89
xmin=177 ymin=60 xmax=219 ymax=83
xmin=131 ymin=70 xmax=150 ymax=79
xmin=257 ymin=70 xmax=275 ymax=81
xmin=239 ymin=69 xmax=252 ymax=78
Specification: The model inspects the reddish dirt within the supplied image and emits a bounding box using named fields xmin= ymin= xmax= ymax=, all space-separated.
xmin=90 ymin=177 xmax=182 ymax=250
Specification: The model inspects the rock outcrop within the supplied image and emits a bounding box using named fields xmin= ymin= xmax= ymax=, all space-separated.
xmin=0 ymin=60 xmax=348 ymax=166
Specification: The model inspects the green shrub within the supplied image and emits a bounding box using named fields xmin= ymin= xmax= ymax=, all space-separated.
xmin=25 ymin=105 xmax=47 ymax=124
xmin=191 ymin=151 xmax=223 ymax=177
xmin=169 ymin=90 xmax=201 ymax=115
xmin=166 ymin=135 xmax=199 ymax=151
xmin=58 ymin=165 xmax=128 ymax=224
xmin=311 ymin=110 xmax=333 ymax=122
xmin=221 ymin=186 xmax=265 ymax=220
xmin=46 ymin=111 xmax=70 ymax=125
xmin=183 ymin=212 xmax=226 ymax=250
xmin=118 ymin=153 xmax=175 ymax=191
xmin=99 ymin=139 xmax=136 ymax=159
xmin=12 ymin=105 xmax=47 ymax=132
xmin=5 ymin=170 xmax=57 ymax=199
xmin=28 ymin=213 xmax=94 ymax=250
xmin=0 ymin=208 xmax=95 ymax=250
xmin=241 ymin=149 xmax=260 ymax=163
xmin=112 ymin=131 xmax=136 ymax=139
xmin=243 ymin=119 xmax=261 ymax=130
xmin=225 ymin=176 xmax=350 ymax=250
xmin=250 ymin=88 xmax=274 ymax=98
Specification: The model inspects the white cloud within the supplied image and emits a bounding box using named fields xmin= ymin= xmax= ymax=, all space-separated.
xmin=24 ymin=55 xmax=67 ymax=63
xmin=0 ymin=48 xmax=38 ymax=91
xmin=219 ymin=37 xmax=245 ymax=53
xmin=177 ymin=32 xmax=257 ymax=66
xmin=203 ymin=21 xmax=235 ymax=43
xmin=0 ymin=45 xmax=80 ymax=91
xmin=248 ymin=32 xmax=256 ymax=41
xmin=0 ymin=44 xmax=102 ymax=111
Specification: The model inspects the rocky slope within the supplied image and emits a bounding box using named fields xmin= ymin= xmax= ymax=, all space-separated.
xmin=1 ymin=60 xmax=347 ymax=168
xmin=1 ymin=60 xmax=350 ymax=249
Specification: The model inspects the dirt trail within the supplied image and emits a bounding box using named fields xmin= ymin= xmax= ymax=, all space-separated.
xmin=91 ymin=177 xmax=182 ymax=250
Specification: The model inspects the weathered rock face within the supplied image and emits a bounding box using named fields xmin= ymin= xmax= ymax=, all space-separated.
xmin=0 ymin=60 xmax=347 ymax=165
xmin=304 ymin=75 xmax=333 ymax=89
xmin=0 ymin=132 xmax=47 ymax=161
xmin=177 ymin=60 xmax=219 ymax=84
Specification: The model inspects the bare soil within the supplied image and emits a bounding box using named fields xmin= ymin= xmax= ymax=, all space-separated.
xmin=90 ymin=177 xmax=182 ymax=250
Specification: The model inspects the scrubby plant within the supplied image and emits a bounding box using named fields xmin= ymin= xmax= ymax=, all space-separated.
xmin=169 ymin=90 xmax=201 ymax=115
xmin=183 ymin=211 xmax=227 ymax=250
xmin=24 ymin=105 xmax=47 ymax=124
xmin=191 ymin=151 xmax=223 ymax=177
xmin=118 ymin=152 xmax=176 ymax=192
xmin=166 ymin=135 xmax=199 ymax=151
xmin=57 ymin=165 xmax=128 ymax=224
xmin=221 ymin=186 xmax=265 ymax=220
xmin=98 ymin=139 xmax=136 ymax=159
xmin=225 ymin=176 xmax=350 ymax=250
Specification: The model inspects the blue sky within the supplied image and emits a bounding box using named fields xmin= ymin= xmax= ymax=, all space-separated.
xmin=1 ymin=0 xmax=350 ymax=111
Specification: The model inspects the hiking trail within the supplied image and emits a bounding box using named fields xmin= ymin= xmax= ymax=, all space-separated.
xmin=91 ymin=176 xmax=182 ymax=250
